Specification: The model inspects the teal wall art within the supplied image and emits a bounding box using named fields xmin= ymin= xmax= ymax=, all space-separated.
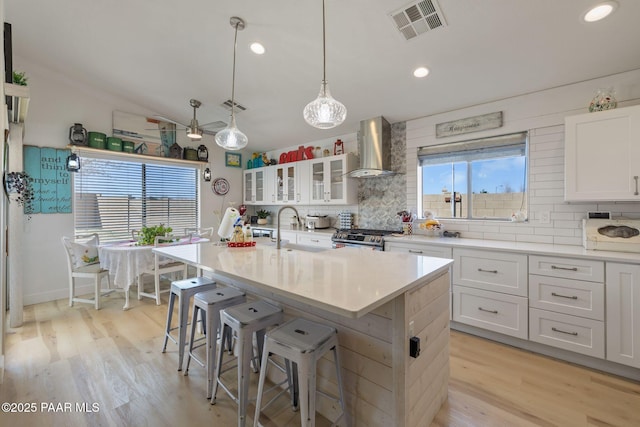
xmin=23 ymin=145 xmax=72 ymax=213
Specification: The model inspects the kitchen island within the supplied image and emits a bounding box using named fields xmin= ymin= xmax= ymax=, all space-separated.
xmin=154 ymin=241 xmax=452 ymax=427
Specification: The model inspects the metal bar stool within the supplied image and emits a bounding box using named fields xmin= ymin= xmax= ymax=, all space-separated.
xmin=162 ymin=276 xmax=217 ymax=371
xmin=253 ymin=317 xmax=348 ymax=427
xmin=184 ymin=286 xmax=246 ymax=399
xmin=212 ymin=299 xmax=292 ymax=427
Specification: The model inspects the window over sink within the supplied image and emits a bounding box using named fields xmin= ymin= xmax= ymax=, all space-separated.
xmin=418 ymin=131 xmax=528 ymax=221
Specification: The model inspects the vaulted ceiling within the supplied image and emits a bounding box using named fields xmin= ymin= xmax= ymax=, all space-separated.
xmin=6 ymin=0 xmax=640 ymax=151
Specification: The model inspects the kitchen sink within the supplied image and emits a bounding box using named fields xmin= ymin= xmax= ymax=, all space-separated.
xmin=281 ymin=243 xmax=329 ymax=253
xmin=258 ymin=239 xmax=329 ymax=253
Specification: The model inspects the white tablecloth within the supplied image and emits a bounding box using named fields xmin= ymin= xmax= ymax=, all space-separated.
xmin=98 ymin=237 xmax=208 ymax=296
xmin=99 ymin=242 xmax=154 ymax=290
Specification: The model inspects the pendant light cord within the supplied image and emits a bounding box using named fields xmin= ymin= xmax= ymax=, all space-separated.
xmin=322 ymin=0 xmax=326 ymax=85
xmin=231 ymin=21 xmax=239 ymax=119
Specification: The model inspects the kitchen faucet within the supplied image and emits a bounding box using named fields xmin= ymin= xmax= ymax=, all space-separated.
xmin=276 ymin=205 xmax=302 ymax=249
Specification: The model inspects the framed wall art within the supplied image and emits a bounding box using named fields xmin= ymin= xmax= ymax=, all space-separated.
xmin=225 ymin=152 xmax=241 ymax=168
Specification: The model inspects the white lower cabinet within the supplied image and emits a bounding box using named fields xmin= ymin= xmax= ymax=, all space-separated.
xmin=452 ymin=248 xmax=528 ymax=338
xmin=606 ymin=262 xmax=640 ymax=368
xmin=529 ymin=308 xmax=604 ymax=358
xmin=452 ymin=285 xmax=528 ymax=339
xmin=528 ymin=256 xmax=605 ymax=357
xmin=529 ymin=275 xmax=604 ymax=320
xmin=296 ymin=233 xmax=332 ymax=249
xmin=454 ymin=248 xmax=528 ymax=297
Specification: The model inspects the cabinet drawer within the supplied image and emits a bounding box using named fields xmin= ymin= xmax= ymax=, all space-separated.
xmin=296 ymin=233 xmax=332 ymax=248
xmin=385 ymin=242 xmax=452 ymax=259
xmin=453 ymin=249 xmax=528 ymax=296
xmin=452 ymin=285 xmax=528 ymax=339
xmin=529 ymin=308 xmax=604 ymax=358
xmin=529 ymin=255 xmax=604 ymax=282
xmin=529 ymin=275 xmax=604 ymax=321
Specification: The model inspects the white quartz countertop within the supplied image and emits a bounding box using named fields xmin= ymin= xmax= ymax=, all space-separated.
xmin=385 ymin=234 xmax=640 ymax=263
xmin=154 ymin=239 xmax=452 ymax=318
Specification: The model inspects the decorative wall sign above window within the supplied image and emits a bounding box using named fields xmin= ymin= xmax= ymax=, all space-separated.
xmin=436 ymin=111 xmax=503 ymax=138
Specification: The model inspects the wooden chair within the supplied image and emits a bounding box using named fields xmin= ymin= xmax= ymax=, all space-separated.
xmin=137 ymin=234 xmax=189 ymax=305
xmin=62 ymin=233 xmax=113 ymax=310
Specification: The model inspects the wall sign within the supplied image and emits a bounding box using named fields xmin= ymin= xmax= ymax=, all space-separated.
xmin=23 ymin=145 xmax=72 ymax=213
xmin=278 ymin=145 xmax=314 ymax=164
xmin=436 ymin=111 xmax=503 ymax=138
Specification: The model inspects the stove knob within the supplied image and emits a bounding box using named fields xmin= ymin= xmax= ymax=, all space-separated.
xmin=376 ymin=236 xmax=381 ymax=242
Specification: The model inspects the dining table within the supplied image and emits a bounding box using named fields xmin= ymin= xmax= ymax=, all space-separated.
xmin=98 ymin=236 xmax=207 ymax=310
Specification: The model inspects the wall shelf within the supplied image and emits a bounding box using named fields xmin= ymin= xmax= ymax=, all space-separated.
xmin=4 ymin=82 xmax=30 ymax=123
xmin=66 ymin=145 xmax=208 ymax=167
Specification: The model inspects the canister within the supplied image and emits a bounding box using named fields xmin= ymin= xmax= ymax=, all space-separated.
xmin=88 ymin=131 xmax=106 ymax=149
xmin=107 ymin=136 xmax=122 ymax=151
xmin=122 ymin=140 xmax=135 ymax=153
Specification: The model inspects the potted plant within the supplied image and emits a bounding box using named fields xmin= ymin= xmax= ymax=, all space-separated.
xmin=12 ymin=70 xmax=28 ymax=86
xmin=256 ymin=209 xmax=270 ymax=225
xmin=4 ymin=171 xmax=35 ymax=219
xmin=136 ymin=224 xmax=173 ymax=246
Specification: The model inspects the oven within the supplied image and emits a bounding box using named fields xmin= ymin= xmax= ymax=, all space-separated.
xmin=331 ymin=229 xmax=399 ymax=251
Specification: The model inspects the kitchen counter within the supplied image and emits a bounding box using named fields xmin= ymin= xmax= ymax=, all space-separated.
xmin=154 ymin=238 xmax=451 ymax=318
xmin=385 ymin=234 xmax=640 ymax=263
xmin=154 ymin=239 xmax=452 ymax=427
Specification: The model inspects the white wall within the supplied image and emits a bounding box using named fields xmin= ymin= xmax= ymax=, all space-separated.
xmin=14 ymin=55 xmax=241 ymax=305
xmin=406 ymin=69 xmax=640 ymax=245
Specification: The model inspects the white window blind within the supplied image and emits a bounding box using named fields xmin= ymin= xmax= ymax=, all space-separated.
xmin=74 ymin=158 xmax=199 ymax=242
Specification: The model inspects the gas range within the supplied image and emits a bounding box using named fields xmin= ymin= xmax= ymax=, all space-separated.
xmin=331 ymin=228 xmax=400 ymax=250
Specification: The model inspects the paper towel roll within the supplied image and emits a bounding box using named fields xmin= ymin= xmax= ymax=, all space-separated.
xmin=218 ymin=207 xmax=240 ymax=239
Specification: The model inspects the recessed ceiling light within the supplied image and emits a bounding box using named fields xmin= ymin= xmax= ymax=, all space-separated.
xmin=413 ymin=67 xmax=430 ymax=78
xmin=250 ymin=42 xmax=265 ymax=55
xmin=583 ymin=1 xmax=617 ymax=22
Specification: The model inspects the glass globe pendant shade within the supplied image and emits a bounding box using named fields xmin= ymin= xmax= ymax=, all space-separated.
xmin=303 ymin=82 xmax=347 ymax=129
xmin=215 ymin=115 xmax=248 ymax=150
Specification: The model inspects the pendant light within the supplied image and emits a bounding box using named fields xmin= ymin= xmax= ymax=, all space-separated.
xmin=303 ymin=0 xmax=346 ymax=129
xmin=216 ymin=17 xmax=248 ymax=151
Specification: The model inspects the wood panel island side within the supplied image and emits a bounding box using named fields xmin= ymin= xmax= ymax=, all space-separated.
xmin=154 ymin=241 xmax=453 ymax=427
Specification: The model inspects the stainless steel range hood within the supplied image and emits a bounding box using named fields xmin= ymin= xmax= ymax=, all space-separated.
xmin=349 ymin=116 xmax=394 ymax=178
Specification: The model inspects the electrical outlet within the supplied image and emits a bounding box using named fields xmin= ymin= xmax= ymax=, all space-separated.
xmin=408 ymin=320 xmax=414 ymax=337
xmin=540 ymin=211 xmax=550 ymax=224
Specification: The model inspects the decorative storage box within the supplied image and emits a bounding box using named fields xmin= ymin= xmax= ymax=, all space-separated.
xmin=583 ymin=219 xmax=640 ymax=253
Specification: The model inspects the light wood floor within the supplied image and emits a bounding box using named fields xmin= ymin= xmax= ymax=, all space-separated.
xmin=1 ymin=293 xmax=639 ymax=427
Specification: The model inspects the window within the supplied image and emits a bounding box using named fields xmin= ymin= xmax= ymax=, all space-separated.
xmin=418 ymin=132 xmax=528 ymax=220
xmin=73 ymin=157 xmax=199 ymax=242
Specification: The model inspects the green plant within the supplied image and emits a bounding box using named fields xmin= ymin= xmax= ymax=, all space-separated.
xmin=256 ymin=209 xmax=270 ymax=219
xmin=12 ymin=70 xmax=28 ymax=86
xmin=137 ymin=224 xmax=173 ymax=246
xmin=5 ymin=171 xmax=34 ymax=219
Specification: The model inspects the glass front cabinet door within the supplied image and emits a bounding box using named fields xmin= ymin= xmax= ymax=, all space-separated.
xmin=308 ymin=153 xmax=357 ymax=204
xmin=243 ymin=167 xmax=273 ymax=204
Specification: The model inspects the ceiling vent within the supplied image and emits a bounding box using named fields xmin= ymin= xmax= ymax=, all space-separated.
xmin=390 ymin=0 xmax=447 ymax=41
xmin=222 ymin=99 xmax=247 ymax=112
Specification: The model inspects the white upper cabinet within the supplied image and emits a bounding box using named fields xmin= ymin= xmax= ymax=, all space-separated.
xmin=273 ymin=161 xmax=309 ymax=205
xmin=308 ymin=153 xmax=358 ymax=205
xmin=564 ymin=105 xmax=640 ymax=201
xmin=243 ymin=167 xmax=274 ymax=205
